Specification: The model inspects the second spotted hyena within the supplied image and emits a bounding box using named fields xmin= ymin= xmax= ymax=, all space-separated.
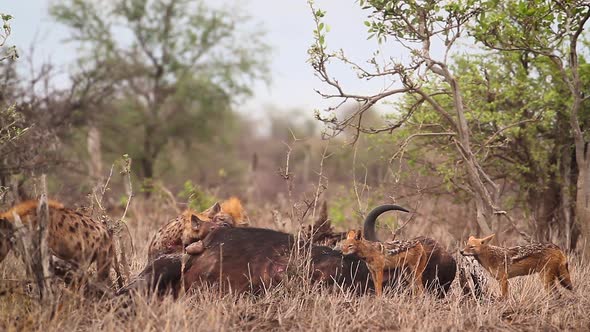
xmin=147 ymin=197 xmax=247 ymax=261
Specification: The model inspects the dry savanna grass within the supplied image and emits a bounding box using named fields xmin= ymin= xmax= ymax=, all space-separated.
xmin=1 ymin=202 xmax=589 ymax=332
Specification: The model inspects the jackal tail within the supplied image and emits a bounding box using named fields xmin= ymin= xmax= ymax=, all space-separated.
xmin=558 ymin=261 xmax=573 ymax=291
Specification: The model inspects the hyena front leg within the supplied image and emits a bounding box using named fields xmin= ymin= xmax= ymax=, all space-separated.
xmin=95 ymin=249 xmax=112 ymax=284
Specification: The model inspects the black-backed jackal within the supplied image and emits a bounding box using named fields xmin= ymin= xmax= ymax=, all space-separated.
xmin=341 ymin=229 xmax=427 ymax=296
xmin=460 ymin=234 xmax=573 ymax=298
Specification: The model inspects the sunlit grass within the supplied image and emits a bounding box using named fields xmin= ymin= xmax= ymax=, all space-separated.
xmin=1 ymin=203 xmax=588 ymax=331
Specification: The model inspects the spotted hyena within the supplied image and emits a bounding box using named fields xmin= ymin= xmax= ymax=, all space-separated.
xmin=0 ymin=199 xmax=118 ymax=284
xmin=147 ymin=197 xmax=248 ymax=261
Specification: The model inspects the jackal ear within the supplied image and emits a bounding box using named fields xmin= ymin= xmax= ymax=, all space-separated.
xmin=206 ymin=202 xmax=222 ymax=218
xmin=481 ymin=233 xmax=495 ymax=244
xmin=355 ymin=229 xmax=363 ymax=240
xmin=346 ymin=230 xmax=357 ymax=240
xmin=191 ymin=214 xmax=205 ymax=229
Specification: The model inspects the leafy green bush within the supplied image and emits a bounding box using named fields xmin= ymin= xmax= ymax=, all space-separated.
xmin=178 ymin=180 xmax=218 ymax=212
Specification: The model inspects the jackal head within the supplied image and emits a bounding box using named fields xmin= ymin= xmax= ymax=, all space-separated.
xmin=460 ymin=234 xmax=495 ymax=256
xmin=341 ymin=229 xmax=363 ymax=255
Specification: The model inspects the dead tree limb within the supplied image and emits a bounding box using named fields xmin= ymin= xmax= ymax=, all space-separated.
xmin=11 ymin=178 xmax=53 ymax=302
xmin=34 ymin=175 xmax=53 ymax=302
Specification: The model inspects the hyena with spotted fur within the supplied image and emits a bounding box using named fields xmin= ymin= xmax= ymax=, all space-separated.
xmin=0 ymin=200 xmax=119 ymax=285
xmin=147 ymin=197 xmax=248 ymax=261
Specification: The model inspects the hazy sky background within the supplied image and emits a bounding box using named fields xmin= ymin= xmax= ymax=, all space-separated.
xmin=3 ymin=0 xmax=410 ymax=124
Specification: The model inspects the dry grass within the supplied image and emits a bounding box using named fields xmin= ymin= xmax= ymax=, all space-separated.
xmin=1 ymin=202 xmax=589 ymax=332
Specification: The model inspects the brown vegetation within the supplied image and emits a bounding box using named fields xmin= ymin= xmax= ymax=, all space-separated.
xmin=1 ymin=1 xmax=589 ymax=331
xmin=1 ymin=199 xmax=588 ymax=331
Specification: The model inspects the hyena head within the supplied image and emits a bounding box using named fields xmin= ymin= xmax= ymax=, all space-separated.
xmin=185 ymin=214 xmax=214 ymax=243
xmin=460 ymin=234 xmax=495 ymax=256
xmin=341 ymin=229 xmax=363 ymax=255
xmin=182 ymin=202 xmax=231 ymax=246
xmin=201 ymin=201 xmax=222 ymax=219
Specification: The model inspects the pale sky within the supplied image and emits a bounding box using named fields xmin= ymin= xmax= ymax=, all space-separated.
xmin=3 ymin=0 xmax=410 ymax=125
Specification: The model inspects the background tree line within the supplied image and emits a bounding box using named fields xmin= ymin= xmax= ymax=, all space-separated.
xmin=309 ymin=0 xmax=589 ymax=253
xmin=0 ymin=0 xmax=588 ymax=257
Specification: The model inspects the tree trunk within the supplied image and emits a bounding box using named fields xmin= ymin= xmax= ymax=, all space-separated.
xmin=87 ymin=124 xmax=103 ymax=180
xmin=419 ymin=39 xmax=502 ymax=240
xmin=142 ymin=122 xmax=155 ymax=180
xmin=453 ymin=81 xmax=499 ymax=238
xmin=473 ymin=195 xmax=494 ymax=235
xmin=141 ymin=123 xmax=157 ymax=196
xmin=566 ymin=19 xmax=590 ymax=259
xmin=140 ymin=157 xmax=154 ymax=180
xmin=529 ymin=137 xmax=561 ymax=243
xmin=140 ymin=156 xmax=154 ymax=197
xmin=530 ymin=184 xmax=557 ymax=242
xmin=302 ymin=145 xmax=311 ymax=186
xmin=576 ymin=154 xmax=590 ymax=258
xmin=569 ymin=69 xmax=589 ymax=258
xmin=559 ymin=140 xmax=578 ymax=251
xmin=35 ymin=177 xmax=53 ymax=302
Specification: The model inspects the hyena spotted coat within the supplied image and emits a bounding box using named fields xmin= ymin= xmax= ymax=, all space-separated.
xmin=0 ymin=200 xmax=118 ymax=284
xmin=147 ymin=197 xmax=248 ymax=261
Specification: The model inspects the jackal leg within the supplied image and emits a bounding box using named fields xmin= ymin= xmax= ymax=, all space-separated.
xmin=373 ymin=268 xmax=384 ymax=296
xmin=541 ymin=268 xmax=557 ymax=294
xmin=557 ymin=262 xmax=573 ymax=291
xmin=412 ymin=270 xmax=424 ymax=295
xmin=413 ymin=251 xmax=427 ymax=295
xmin=499 ymin=275 xmax=509 ymax=299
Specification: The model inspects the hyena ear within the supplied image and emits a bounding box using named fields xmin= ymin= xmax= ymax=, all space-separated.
xmin=191 ymin=214 xmax=205 ymax=230
xmin=481 ymin=233 xmax=495 ymax=244
xmin=346 ymin=230 xmax=357 ymax=240
xmin=206 ymin=202 xmax=222 ymax=218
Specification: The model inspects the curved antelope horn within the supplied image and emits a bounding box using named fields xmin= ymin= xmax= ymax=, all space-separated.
xmin=362 ymin=204 xmax=410 ymax=241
